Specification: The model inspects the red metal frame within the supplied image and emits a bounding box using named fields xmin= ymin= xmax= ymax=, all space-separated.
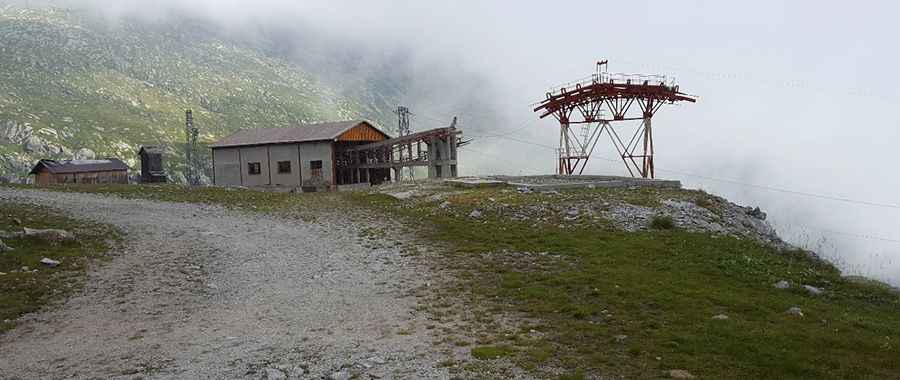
xmin=533 ymin=62 xmax=696 ymax=178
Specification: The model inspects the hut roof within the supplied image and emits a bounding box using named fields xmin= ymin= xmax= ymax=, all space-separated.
xmin=209 ymin=120 xmax=390 ymax=148
xmin=29 ymin=158 xmax=129 ymax=175
xmin=138 ymin=146 xmax=165 ymax=155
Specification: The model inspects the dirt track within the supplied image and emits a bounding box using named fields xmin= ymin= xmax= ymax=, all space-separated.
xmin=0 ymin=188 xmax=446 ymax=379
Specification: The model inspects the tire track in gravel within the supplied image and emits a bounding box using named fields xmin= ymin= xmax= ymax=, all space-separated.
xmin=0 ymin=188 xmax=447 ymax=379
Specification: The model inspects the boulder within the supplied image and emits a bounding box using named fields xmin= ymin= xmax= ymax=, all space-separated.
xmin=24 ymin=228 xmax=75 ymax=242
xmin=712 ymin=314 xmax=729 ymax=320
xmin=74 ymin=148 xmax=96 ymax=160
xmin=264 ymin=367 xmax=286 ymax=380
xmin=468 ymin=210 xmax=483 ymax=219
xmin=774 ymin=280 xmax=790 ymax=289
xmin=40 ymin=258 xmax=61 ymax=267
xmin=0 ymin=238 xmax=12 ymax=253
xmin=802 ymin=285 xmax=824 ymax=296
xmin=439 ymin=201 xmax=452 ymax=209
xmin=786 ymin=306 xmax=804 ymax=317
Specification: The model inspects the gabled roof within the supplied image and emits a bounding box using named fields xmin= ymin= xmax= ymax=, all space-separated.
xmin=138 ymin=146 xmax=164 ymax=155
xmin=208 ymin=120 xmax=390 ymax=148
xmin=29 ymin=158 xmax=129 ymax=175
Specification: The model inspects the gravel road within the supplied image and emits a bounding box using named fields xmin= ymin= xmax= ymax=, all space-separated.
xmin=0 ymin=188 xmax=448 ymax=379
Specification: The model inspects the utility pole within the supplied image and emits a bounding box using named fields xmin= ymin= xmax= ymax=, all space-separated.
xmin=185 ymin=109 xmax=200 ymax=186
xmin=394 ymin=106 xmax=414 ymax=181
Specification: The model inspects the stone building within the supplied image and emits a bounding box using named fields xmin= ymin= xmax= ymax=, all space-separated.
xmin=208 ymin=120 xmax=392 ymax=191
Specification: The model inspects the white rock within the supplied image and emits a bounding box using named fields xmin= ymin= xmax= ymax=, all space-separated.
xmin=774 ymin=280 xmax=790 ymax=289
xmin=802 ymin=285 xmax=824 ymax=295
xmin=667 ymin=369 xmax=695 ymax=379
xmin=468 ymin=210 xmax=483 ymax=219
xmin=264 ymin=367 xmax=287 ymax=380
xmin=439 ymin=201 xmax=451 ymax=209
xmin=330 ymin=369 xmax=351 ymax=380
xmin=367 ymin=356 xmax=387 ymax=365
xmin=24 ymin=228 xmax=75 ymax=242
xmin=712 ymin=314 xmax=729 ymax=320
xmin=40 ymin=258 xmax=61 ymax=267
xmin=786 ymin=306 xmax=804 ymax=317
xmin=0 ymin=238 xmax=13 ymax=253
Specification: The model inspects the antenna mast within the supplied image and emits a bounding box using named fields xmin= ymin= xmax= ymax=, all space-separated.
xmin=185 ymin=109 xmax=200 ymax=186
xmin=394 ymin=106 xmax=414 ymax=181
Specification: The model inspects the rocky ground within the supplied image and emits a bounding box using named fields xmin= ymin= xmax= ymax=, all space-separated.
xmin=0 ymin=188 xmax=450 ymax=379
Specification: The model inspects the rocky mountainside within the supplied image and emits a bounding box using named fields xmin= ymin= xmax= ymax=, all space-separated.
xmin=0 ymin=6 xmax=398 ymax=182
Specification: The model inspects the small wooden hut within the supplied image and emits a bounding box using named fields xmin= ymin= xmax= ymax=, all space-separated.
xmin=29 ymin=159 xmax=129 ymax=185
xmin=138 ymin=146 xmax=167 ymax=183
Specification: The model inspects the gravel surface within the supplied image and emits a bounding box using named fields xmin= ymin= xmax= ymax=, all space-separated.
xmin=0 ymin=188 xmax=448 ymax=379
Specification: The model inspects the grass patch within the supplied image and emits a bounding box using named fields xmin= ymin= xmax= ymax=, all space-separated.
xmin=471 ymin=345 xmax=516 ymax=360
xmin=0 ymin=201 xmax=118 ymax=333
xmin=650 ymin=214 xmax=675 ymax=230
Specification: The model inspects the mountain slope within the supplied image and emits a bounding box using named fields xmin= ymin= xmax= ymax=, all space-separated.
xmin=0 ymin=6 xmax=394 ymax=182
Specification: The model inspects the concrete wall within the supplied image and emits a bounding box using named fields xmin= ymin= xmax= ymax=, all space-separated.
xmin=213 ymin=142 xmax=334 ymax=188
xmin=239 ymin=146 xmax=270 ymax=187
xmin=212 ymin=148 xmax=242 ymax=186
xmin=299 ymin=141 xmax=333 ymax=188
xmin=268 ymin=144 xmax=302 ymax=186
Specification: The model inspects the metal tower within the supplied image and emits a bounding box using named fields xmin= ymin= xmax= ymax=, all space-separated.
xmin=184 ymin=109 xmax=200 ymax=186
xmin=533 ymin=61 xmax=696 ymax=178
xmin=394 ymin=106 xmax=414 ymax=181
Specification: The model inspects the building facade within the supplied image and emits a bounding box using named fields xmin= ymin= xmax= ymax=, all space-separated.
xmin=209 ymin=120 xmax=392 ymax=190
xmin=29 ymin=159 xmax=129 ymax=185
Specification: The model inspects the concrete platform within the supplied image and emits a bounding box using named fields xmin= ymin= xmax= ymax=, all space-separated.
xmin=445 ymin=175 xmax=681 ymax=191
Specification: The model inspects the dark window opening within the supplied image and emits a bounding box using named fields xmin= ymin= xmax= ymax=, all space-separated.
xmin=277 ymin=161 xmax=291 ymax=174
xmin=248 ymin=162 xmax=261 ymax=175
xmin=310 ymin=160 xmax=323 ymax=179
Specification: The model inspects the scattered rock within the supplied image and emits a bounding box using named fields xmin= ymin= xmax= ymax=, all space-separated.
xmin=468 ymin=210 xmax=483 ymax=219
xmin=803 ymin=285 xmax=824 ymax=296
xmin=667 ymin=369 xmax=695 ymax=379
xmin=747 ymin=206 xmax=767 ymax=220
xmin=774 ymin=280 xmax=790 ymax=289
xmin=367 ymin=356 xmax=387 ymax=365
xmin=264 ymin=367 xmax=287 ymax=380
xmin=0 ymin=230 xmax=23 ymax=239
xmin=74 ymin=148 xmax=96 ymax=160
xmin=23 ymin=228 xmax=75 ymax=242
xmin=40 ymin=258 xmax=61 ymax=267
xmin=516 ymin=186 xmax=533 ymax=194
xmin=712 ymin=314 xmax=729 ymax=320
xmin=0 ymin=238 xmax=13 ymax=253
xmin=786 ymin=306 xmax=804 ymax=317
xmin=329 ymin=369 xmax=351 ymax=380
xmin=439 ymin=201 xmax=451 ymax=209
xmin=614 ymin=334 xmax=628 ymax=343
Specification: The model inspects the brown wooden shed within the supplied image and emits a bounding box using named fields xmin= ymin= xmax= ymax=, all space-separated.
xmin=29 ymin=159 xmax=129 ymax=186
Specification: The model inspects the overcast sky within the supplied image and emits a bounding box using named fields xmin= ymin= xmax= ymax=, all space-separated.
xmin=22 ymin=0 xmax=900 ymax=285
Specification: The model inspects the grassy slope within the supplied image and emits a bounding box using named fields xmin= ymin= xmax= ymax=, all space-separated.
xmin=0 ymin=200 xmax=117 ymax=333
xmin=0 ymin=7 xmax=390 ymax=178
xmin=8 ymin=184 xmax=899 ymax=379
xmin=353 ymin=187 xmax=900 ymax=379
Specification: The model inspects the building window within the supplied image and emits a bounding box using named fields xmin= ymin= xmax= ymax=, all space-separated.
xmin=277 ymin=161 xmax=291 ymax=174
xmin=248 ymin=162 xmax=261 ymax=175
xmin=310 ymin=160 xmax=323 ymax=179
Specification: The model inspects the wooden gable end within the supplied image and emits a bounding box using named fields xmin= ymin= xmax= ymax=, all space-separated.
xmin=336 ymin=122 xmax=389 ymax=142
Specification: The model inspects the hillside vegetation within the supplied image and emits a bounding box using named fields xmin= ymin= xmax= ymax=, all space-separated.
xmin=0 ymin=6 xmax=395 ymax=181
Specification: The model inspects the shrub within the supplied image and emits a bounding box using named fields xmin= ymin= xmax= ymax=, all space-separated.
xmin=650 ymin=214 xmax=675 ymax=230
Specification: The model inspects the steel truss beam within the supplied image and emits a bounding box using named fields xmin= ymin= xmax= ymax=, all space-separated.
xmin=534 ymin=63 xmax=696 ymax=178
